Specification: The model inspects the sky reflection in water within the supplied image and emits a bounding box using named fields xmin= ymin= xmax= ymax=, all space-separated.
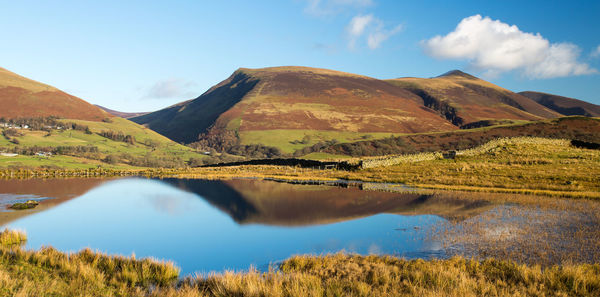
xmin=3 ymin=178 xmax=445 ymax=275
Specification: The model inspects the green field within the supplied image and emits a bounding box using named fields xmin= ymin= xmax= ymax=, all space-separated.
xmin=239 ymin=129 xmax=396 ymax=153
xmin=0 ymin=117 xmax=205 ymax=169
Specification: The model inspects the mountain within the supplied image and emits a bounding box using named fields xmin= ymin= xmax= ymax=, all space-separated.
xmin=0 ymin=67 xmax=204 ymax=169
xmin=386 ymin=70 xmax=562 ymax=126
xmin=0 ymin=67 xmax=110 ymax=121
xmin=133 ymin=67 xmax=564 ymax=154
xmin=95 ymin=105 xmax=150 ymax=119
xmin=518 ymin=91 xmax=600 ymax=117
xmin=132 ymin=66 xmax=459 ymax=146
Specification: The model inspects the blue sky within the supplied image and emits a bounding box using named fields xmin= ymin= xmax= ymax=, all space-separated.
xmin=1 ymin=0 xmax=599 ymax=111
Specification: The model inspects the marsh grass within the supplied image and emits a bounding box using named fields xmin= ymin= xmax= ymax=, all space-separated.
xmin=0 ymin=243 xmax=179 ymax=296
xmin=0 ymin=229 xmax=26 ymax=246
xmin=0 ymin=229 xmax=598 ymax=296
xmin=136 ymin=254 xmax=600 ymax=296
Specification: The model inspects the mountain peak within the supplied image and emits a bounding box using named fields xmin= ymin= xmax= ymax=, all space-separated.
xmin=437 ymin=70 xmax=478 ymax=80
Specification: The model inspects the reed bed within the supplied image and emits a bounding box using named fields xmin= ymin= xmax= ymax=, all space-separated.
xmin=1 ymin=237 xmax=599 ymax=297
xmin=0 ymin=229 xmax=26 ymax=246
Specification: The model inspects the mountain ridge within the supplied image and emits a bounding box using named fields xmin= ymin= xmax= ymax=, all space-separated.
xmin=519 ymin=91 xmax=600 ymax=117
xmin=132 ymin=66 xmax=568 ymax=152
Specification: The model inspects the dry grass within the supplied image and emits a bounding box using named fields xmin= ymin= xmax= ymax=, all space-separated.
xmin=0 ymin=243 xmax=179 ymax=296
xmin=172 ymin=137 xmax=600 ymax=199
xmin=0 ymin=229 xmax=26 ymax=246
xmin=2 ymin=137 xmax=599 ymax=199
xmin=1 ymin=235 xmax=599 ymax=297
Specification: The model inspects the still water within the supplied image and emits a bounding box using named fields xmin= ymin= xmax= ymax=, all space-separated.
xmin=3 ymin=177 xmax=597 ymax=274
xmin=0 ymin=178 xmax=452 ymax=274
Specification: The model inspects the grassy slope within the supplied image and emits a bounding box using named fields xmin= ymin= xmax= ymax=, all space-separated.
xmin=0 ymin=67 xmax=57 ymax=92
xmin=0 ymin=117 xmax=203 ymax=169
xmin=1 ymin=229 xmax=598 ymax=296
xmin=0 ymin=67 xmax=110 ymax=121
xmin=134 ymin=67 xmax=571 ymax=155
xmin=322 ymin=116 xmax=600 ymax=157
xmin=176 ymin=137 xmax=600 ymax=199
xmin=239 ymin=129 xmax=396 ymax=154
xmin=387 ymin=71 xmax=561 ymax=124
xmin=134 ymin=66 xmax=460 ymax=148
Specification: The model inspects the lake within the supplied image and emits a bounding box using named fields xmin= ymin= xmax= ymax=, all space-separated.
xmin=1 ymin=177 xmax=598 ymax=275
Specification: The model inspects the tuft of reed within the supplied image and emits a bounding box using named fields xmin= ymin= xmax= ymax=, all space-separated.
xmin=1 ymin=229 xmax=599 ymax=296
xmin=0 ymin=229 xmax=27 ymax=246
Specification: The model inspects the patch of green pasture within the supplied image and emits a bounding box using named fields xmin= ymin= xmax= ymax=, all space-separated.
xmin=0 ymin=155 xmax=132 ymax=170
xmin=239 ymin=130 xmax=396 ymax=153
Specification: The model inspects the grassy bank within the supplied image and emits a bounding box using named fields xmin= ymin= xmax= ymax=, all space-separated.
xmin=174 ymin=137 xmax=600 ymax=199
xmin=0 ymin=230 xmax=598 ymax=297
xmin=2 ymin=137 xmax=599 ymax=199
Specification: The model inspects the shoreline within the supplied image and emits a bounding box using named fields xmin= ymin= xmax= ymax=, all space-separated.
xmin=1 ymin=167 xmax=599 ymax=200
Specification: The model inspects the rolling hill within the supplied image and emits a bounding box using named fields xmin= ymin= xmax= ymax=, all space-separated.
xmin=0 ymin=67 xmax=205 ymax=169
xmin=132 ymin=67 xmax=461 ymax=147
xmin=133 ymin=67 xmax=565 ymax=154
xmin=0 ymin=67 xmax=110 ymax=121
xmin=386 ymin=70 xmax=562 ymax=126
xmin=519 ymin=91 xmax=600 ymax=117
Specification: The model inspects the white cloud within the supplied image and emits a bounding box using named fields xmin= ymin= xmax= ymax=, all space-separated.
xmin=592 ymin=45 xmax=600 ymax=58
xmin=347 ymin=14 xmax=402 ymax=49
xmin=304 ymin=0 xmax=373 ymax=16
xmin=367 ymin=24 xmax=402 ymax=49
xmin=144 ymin=78 xmax=197 ymax=99
xmin=422 ymin=15 xmax=596 ymax=79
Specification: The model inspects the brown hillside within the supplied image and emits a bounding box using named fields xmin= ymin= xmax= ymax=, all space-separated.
xmin=133 ymin=66 xmax=458 ymax=144
xmin=519 ymin=91 xmax=600 ymax=117
xmin=0 ymin=67 xmax=109 ymax=121
xmin=386 ymin=70 xmax=562 ymax=126
xmin=221 ymin=67 xmax=457 ymax=133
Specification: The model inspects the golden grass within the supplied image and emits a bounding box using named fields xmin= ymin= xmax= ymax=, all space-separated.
xmin=172 ymin=137 xmax=600 ymax=199
xmin=0 ymin=243 xmax=179 ymax=296
xmin=2 ymin=137 xmax=599 ymax=199
xmin=0 ymin=67 xmax=57 ymax=92
xmin=2 ymin=237 xmax=599 ymax=297
xmin=0 ymin=229 xmax=26 ymax=246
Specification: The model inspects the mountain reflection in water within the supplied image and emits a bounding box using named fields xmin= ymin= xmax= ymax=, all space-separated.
xmin=161 ymin=178 xmax=494 ymax=226
xmin=0 ymin=177 xmax=504 ymax=274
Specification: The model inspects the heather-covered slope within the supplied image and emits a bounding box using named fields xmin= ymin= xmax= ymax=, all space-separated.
xmin=0 ymin=67 xmax=110 ymax=121
xmin=386 ymin=70 xmax=562 ymax=126
xmin=132 ymin=66 xmax=459 ymax=146
xmin=134 ymin=67 xmax=566 ymax=153
xmin=519 ymin=91 xmax=600 ymax=117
